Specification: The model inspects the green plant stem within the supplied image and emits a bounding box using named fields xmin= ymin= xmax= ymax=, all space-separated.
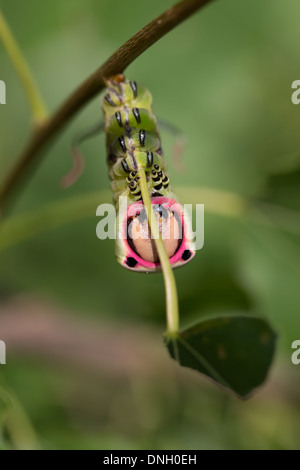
xmin=0 ymin=189 xmax=110 ymax=252
xmin=138 ymin=168 xmax=179 ymax=334
xmin=0 ymin=9 xmax=48 ymax=123
xmin=0 ymin=384 xmax=40 ymax=450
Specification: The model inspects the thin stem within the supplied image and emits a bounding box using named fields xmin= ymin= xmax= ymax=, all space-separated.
xmin=0 ymin=384 xmax=40 ymax=450
xmin=0 ymin=0 xmax=215 ymax=215
xmin=0 ymin=9 xmax=48 ymax=123
xmin=0 ymin=189 xmax=110 ymax=252
xmin=138 ymin=168 xmax=179 ymax=334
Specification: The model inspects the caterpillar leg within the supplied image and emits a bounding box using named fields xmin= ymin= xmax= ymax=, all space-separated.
xmin=61 ymin=121 xmax=104 ymax=188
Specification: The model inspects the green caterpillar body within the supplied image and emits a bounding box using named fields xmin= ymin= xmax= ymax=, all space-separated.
xmin=101 ymin=75 xmax=195 ymax=272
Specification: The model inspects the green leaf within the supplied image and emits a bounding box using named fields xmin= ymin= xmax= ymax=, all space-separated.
xmin=165 ymin=314 xmax=276 ymax=398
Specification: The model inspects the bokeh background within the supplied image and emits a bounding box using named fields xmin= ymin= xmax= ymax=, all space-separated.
xmin=0 ymin=0 xmax=300 ymax=450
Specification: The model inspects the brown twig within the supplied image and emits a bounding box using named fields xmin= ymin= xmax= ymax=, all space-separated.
xmin=0 ymin=0 xmax=214 ymax=214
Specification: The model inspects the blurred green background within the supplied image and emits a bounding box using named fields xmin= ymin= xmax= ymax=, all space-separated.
xmin=0 ymin=0 xmax=300 ymax=450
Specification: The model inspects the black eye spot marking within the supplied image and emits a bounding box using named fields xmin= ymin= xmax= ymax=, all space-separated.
xmin=118 ymin=136 xmax=127 ymax=152
xmin=154 ymin=164 xmax=159 ymax=170
xmin=146 ymin=151 xmax=154 ymax=168
xmin=132 ymin=108 xmax=141 ymax=124
xmin=105 ymin=94 xmax=116 ymax=107
xmin=115 ymin=111 xmax=123 ymax=127
xmin=130 ymin=81 xmax=138 ymax=98
xmin=139 ymin=130 xmax=146 ymax=147
xmin=121 ymin=159 xmax=130 ymax=173
xmin=182 ymin=250 xmax=192 ymax=261
xmin=126 ymin=257 xmax=138 ymax=268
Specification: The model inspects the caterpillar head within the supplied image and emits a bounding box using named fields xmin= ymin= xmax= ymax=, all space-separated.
xmin=115 ymin=197 xmax=196 ymax=272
